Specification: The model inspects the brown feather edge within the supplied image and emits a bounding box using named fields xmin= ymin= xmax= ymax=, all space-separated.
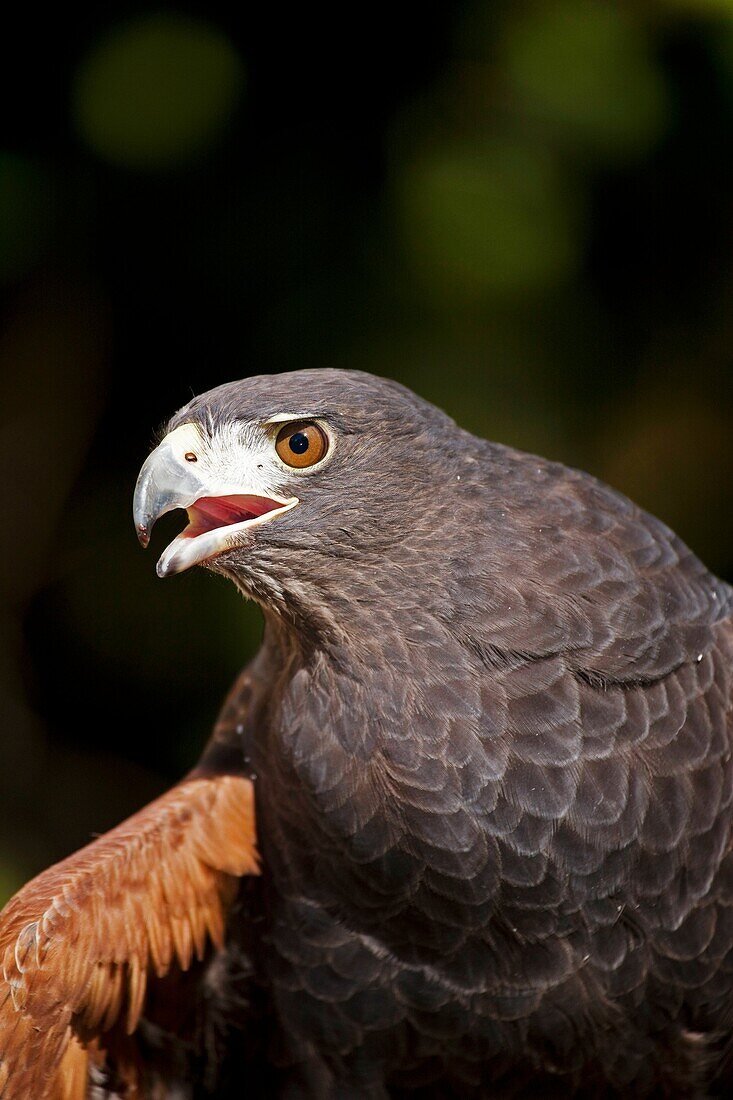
xmin=0 ymin=774 xmax=259 ymax=1100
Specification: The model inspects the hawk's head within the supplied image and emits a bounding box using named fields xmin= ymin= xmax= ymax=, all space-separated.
xmin=134 ymin=369 xmax=462 ymax=619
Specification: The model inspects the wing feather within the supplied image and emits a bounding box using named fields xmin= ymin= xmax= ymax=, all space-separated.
xmin=0 ymin=773 xmax=258 ymax=1099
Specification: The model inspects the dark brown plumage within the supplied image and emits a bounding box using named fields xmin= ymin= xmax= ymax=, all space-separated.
xmin=2 ymin=368 xmax=733 ymax=1097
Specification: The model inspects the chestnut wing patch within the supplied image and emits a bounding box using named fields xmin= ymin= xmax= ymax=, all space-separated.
xmin=0 ymin=774 xmax=258 ymax=1099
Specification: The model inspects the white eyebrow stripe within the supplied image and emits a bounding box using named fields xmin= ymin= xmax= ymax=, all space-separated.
xmin=264 ymin=412 xmax=316 ymax=424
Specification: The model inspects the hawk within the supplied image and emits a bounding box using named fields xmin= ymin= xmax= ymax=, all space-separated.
xmin=2 ymin=369 xmax=733 ymax=1097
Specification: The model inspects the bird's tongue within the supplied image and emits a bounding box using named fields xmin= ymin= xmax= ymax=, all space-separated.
xmin=184 ymin=495 xmax=283 ymax=538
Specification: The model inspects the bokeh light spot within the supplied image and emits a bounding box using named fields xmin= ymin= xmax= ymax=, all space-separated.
xmin=399 ymin=141 xmax=582 ymax=302
xmin=72 ymin=14 xmax=245 ymax=169
xmin=502 ymin=1 xmax=669 ymax=158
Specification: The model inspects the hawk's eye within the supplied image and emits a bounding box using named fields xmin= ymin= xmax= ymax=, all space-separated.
xmin=275 ymin=421 xmax=329 ymax=469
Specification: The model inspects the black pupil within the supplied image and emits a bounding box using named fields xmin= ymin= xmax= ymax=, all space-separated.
xmin=289 ymin=431 xmax=310 ymax=455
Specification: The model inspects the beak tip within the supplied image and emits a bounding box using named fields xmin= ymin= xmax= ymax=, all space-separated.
xmin=156 ymin=556 xmax=175 ymax=579
xmin=156 ymin=544 xmax=179 ymax=578
xmin=136 ymin=522 xmax=150 ymax=548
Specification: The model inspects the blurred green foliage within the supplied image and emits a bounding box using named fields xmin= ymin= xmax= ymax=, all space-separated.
xmin=400 ymin=140 xmax=581 ymax=300
xmin=1 ymin=0 xmax=733 ymax=905
xmin=73 ymin=14 xmax=245 ymax=168
xmin=501 ymin=2 xmax=669 ymax=158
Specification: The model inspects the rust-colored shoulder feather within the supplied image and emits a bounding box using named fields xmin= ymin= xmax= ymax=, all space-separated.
xmin=0 ymin=773 xmax=258 ymax=1099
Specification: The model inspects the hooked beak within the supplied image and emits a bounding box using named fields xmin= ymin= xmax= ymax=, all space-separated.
xmin=133 ymin=423 xmax=298 ymax=577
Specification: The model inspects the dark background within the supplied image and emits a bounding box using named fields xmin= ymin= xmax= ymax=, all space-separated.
xmin=2 ymin=1 xmax=733 ymax=903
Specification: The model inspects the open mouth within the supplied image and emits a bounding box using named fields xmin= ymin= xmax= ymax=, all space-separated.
xmin=156 ymin=493 xmax=298 ymax=578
